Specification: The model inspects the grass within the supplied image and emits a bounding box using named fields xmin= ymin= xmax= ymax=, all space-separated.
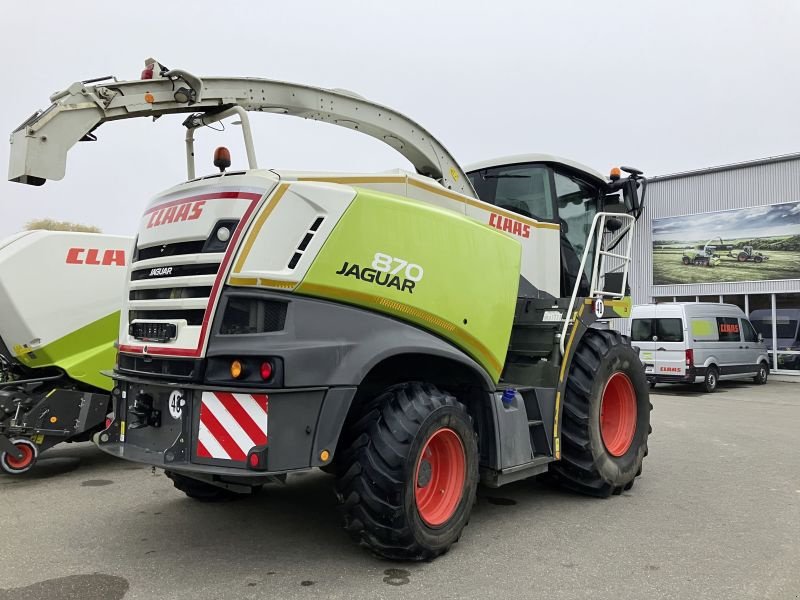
xmin=652 ymin=248 xmax=800 ymax=285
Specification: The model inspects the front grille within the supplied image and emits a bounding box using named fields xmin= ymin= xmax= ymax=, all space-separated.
xmin=128 ymin=233 xmax=225 ymax=333
xmin=117 ymin=354 xmax=197 ymax=379
xmin=135 ymin=240 xmax=207 ymax=262
xmin=219 ymin=298 xmax=287 ymax=335
xmin=129 ymin=286 xmax=213 ymax=301
xmin=131 ymin=264 xmax=219 ymax=281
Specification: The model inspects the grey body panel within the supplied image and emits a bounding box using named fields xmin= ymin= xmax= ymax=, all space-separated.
xmin=207 ymin=288 xmax=495 ymax=391
xmin=99 ymin=379 xmax=353 ymax=475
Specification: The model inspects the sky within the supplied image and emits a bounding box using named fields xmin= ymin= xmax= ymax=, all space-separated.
xmin=1 ymin=0 xmax=799 ymax=238
xmin=652 ymin=200 xmax=800 ymax=241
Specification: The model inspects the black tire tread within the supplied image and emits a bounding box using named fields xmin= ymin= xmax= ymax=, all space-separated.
xmin=550 ymin=329 xmax=652 ymax=498
xmin=335 ymin=382 xmax=474 ymax=560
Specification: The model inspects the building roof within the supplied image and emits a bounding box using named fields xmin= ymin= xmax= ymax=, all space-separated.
xmin=652 ymin=151 xmax=800 ymax=182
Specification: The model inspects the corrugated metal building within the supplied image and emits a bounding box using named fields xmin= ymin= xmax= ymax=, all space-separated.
xmin=621 ymin=152 xmax=800 ymax=375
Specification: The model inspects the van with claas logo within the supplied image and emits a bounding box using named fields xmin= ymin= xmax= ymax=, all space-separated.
xmin=630 ymin=303 xmax=769 ymax=393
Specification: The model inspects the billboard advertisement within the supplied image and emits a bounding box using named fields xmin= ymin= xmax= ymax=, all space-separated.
xmin=651 ymin=201 xmax=800 ymax=285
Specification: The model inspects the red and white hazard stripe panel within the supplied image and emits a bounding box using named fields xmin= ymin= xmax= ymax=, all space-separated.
xmin=196 ymin=392 xmax=268 ymax=462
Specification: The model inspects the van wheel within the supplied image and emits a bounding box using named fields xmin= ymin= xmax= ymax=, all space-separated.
xmin=703 ymin=366 xmax=719 ymax=393
xmin=753 ymin=362 xmax=769 ymax=385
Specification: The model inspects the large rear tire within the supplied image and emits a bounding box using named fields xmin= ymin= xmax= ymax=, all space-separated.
xmin=550 ymin=329 xmax=651 ymax=497
xmin=335 ymin=382 xmax=479 ymax=560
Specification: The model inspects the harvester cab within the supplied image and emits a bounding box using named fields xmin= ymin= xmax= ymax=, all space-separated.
xmin=9 ymin=59 xmax=650 ymax=560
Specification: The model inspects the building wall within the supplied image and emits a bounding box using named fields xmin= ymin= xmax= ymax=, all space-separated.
xmin=630 ymin=154 xmax=800 ymax=303
xmin=614 ymin=154 xmax=800 ymax=373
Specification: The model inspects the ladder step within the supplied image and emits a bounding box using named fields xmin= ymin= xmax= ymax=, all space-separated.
xmin=598 ymin=251 xmax=630 ymax=261
xmin=528 ymin=420 xmax=543 ymax=427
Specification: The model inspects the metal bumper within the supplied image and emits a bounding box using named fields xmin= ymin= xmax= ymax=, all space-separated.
xmin=646 ymin=368 xmax=697 ymax=385
xmin=96 ymin=375 xmax=354 ymax=477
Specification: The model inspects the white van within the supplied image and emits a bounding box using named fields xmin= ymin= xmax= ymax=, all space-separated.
xmin=630 ymin=303 xmax=770 ymax=392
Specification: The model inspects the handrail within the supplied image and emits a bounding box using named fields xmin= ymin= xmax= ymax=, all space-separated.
xmin=559 ymin=212 xmax=636 ymax=355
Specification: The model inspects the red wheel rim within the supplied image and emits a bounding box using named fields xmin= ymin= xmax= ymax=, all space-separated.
xmin=6 ymin=443 xmax=34 ymax=469
xmin=414 ymin=428 xmax=466 ymax=527
xmin=599 ymin=372 xmax=637 ymax=457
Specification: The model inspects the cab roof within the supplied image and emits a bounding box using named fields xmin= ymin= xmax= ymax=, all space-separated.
xmin=464 ymin=154 xmax=608 ymax=186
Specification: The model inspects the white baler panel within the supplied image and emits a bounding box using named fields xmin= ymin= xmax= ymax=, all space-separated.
xmin=0 ymin=231 xmax=132 ymax=357
xmin=230 ymin=182 xmax=356 ymax=285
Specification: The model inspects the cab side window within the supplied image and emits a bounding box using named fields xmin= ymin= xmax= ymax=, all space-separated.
xmin=741 ymin=319 xmax=759 ymax=343
xmin=553 ymin=171 xmax=599 ymax=260
xmin=716 ymin=317 xmax=741 ymax=342
xmin=468 ymin=164 xmax=554 ymax=221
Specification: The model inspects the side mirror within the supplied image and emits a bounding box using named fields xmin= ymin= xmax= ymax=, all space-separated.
xmin=757 ymin=333 xmax=763 ymax=343
xmin=622 ymin=178 xmax=640 ymax=214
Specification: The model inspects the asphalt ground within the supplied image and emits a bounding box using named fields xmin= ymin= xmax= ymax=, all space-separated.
xmin=1 ymin=380 xmax=798 ymax=600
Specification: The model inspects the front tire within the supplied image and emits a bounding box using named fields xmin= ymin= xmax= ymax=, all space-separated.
xmin=753 ymin=362 xmax=769 ymax=385
xmin=550 ymin=329 xmax=651 ymax=497
xmin=336 ymin=382 xmax=479 ymax=560
xmin=703 ymin=366 xmax=719 ymax=393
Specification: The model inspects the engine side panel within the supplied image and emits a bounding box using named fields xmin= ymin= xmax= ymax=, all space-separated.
xmin=295 ymin=188 xmax=520 ymax=382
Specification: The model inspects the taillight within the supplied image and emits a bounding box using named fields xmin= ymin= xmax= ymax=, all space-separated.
xmin=260 ymin=360 xmax=274 ymax=381
xmin=685 ymin=349 xmax=694 ymax=367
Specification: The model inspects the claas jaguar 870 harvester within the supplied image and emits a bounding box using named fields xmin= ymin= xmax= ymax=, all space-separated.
xmin=8 ymin=59 xmax=650 ymax=559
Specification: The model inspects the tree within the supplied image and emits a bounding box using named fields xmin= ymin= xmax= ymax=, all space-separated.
xmin=25 ymin=219 xmax=101 ymax=233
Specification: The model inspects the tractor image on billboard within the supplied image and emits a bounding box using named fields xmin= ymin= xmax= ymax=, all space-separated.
xmin=8 ymin=59 xmax=651 ymax=559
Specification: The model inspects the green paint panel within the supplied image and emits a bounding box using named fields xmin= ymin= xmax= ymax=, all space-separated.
xmin=296 ymin=188 xmax=520 ymax=380
xmin=17 ymin=312 xmax=120 ymax=391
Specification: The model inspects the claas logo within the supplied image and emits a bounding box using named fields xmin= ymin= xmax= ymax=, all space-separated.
xmin=719 ymin=323 xmax=739 ymax=334
xmin=488 ymin=213 xmax=531 ymax=238
xmin=146 ymin=200 xmax=205 ymax=229
xmin=66 ymin=248 xmax=126 ymax=266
